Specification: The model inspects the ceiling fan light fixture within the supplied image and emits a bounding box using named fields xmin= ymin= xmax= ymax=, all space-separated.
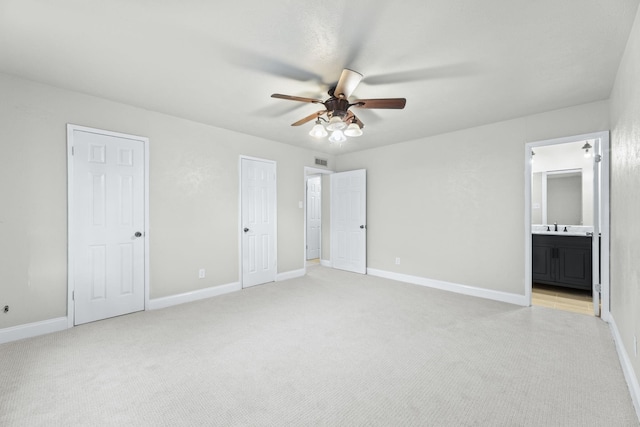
xmin=328 ymin=130 xmax=347 ymax=144
xmin=309 ymin=120 xmax=328 ymax=138
xmin=326 ymin=116 xmax=347 ymax=131
xmin=271 ymin=68 xmax=407 ymax=144
xmin=344 ymin=122 xmax=363 ymax=137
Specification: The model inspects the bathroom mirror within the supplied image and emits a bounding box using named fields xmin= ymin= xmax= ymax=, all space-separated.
xmin=547 ymin=170 xmax=582 ymax=225
xmin=532 ymin=169 xmax=584 ymax=226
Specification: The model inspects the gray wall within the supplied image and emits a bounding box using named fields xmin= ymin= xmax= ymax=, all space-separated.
xmin=0 ymin=72 xmax=334 ymax=328
xmin=335 ymin=101 xmax=609 ymax=295
xmin=321 ymin=174 xmax=331 ymax=262
xmin=531 ymin=172 xmax=543 ymax=224
xmin=610 ymin=3 xmax=640 ymax=395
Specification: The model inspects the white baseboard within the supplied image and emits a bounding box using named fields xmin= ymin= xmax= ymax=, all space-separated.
xmin=276 ymin=268 xmax=306 ymax=281
xmin=367 ymin=268 xmax=529 ymax=306
xmin=320 ymin=259 xmax=331 ymax=267
xmin=0 ymin=317 xmax=68 ymax=345
xmin=148 ymin=281 xmax=241 ymax=310
xmin=609 ymin=315 xmax=640 ymax=420
xmin=148 ymin=269 xmax=306 ymax=311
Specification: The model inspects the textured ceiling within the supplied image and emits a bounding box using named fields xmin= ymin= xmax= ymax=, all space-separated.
xmin=0 ymin=0 xmax=638 ymax=154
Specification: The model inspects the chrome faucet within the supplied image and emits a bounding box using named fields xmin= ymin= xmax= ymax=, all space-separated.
xmin=554 ymin=222 xmax=558 ymax=232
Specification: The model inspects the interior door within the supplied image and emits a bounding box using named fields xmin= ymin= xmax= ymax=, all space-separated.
xmin=331 ymin=169 xmax=366 ymax=274
xmin=241 ymin=157 xmax=277 ymax=288
xmin=306 ymin=176 xmax=321 ymax=260
xmin=592 ymin=138 xmax=601 ymax=317
xmin=71 ymin=128 xmax=146 ymax=325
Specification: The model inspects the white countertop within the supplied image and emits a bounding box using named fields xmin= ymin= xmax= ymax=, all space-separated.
xmin=532 ymin=231 xmax=592 ymax=236
xmin=532 ymin=225 xmax=594 ymax=236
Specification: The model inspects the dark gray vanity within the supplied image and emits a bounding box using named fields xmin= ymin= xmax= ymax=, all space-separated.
xmin=532 ymin=233 xmax=592 ymax=290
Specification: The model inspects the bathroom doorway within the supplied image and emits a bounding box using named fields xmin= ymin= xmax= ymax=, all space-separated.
xmin=525 ymin=131 xmax=610 ymax=320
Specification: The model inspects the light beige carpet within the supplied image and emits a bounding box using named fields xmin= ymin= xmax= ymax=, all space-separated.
xmin=0 ymin=266 xmax=637 ymax=426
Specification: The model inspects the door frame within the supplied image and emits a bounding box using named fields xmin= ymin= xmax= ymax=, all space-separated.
xmin=239 ymin=155 xmax=278 ymax=287
xmin=524 ymin=131 xmax=610 ymax=321
xmin=66 ymin=124 xmax=150 ymax=328
xmin=303 ymin=167 xmax=333 ymax=271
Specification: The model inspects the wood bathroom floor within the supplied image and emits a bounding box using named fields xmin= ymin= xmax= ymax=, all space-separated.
xmin=532 ymin=284 xmax=595 ymax=316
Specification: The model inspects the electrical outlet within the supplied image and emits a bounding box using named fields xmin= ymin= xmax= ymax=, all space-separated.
xmin=395 ymin=257 xmax=401 ymax=265
xmin=3 ymin=305 xmax=8 ymax=313
xmin=198 ymin=269 xmax=206 ymax=279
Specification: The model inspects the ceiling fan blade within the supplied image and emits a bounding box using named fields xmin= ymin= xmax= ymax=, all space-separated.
xmin=362 ymin=63 xmax=478 ymax=85
xmin=353 ymin=98 xmax=406 ymax=109
xmin=291 ymin=110 xmax=326 ymax=126
xmin=272 ymin=94 xmax=324 ymax=104
xmin=217 ymin=43 xmax=323 ymax=82
xmin=334 ymin=69 xmax=363 ymax=99
xmin=340 ymin=8 xmax=381 ymax=69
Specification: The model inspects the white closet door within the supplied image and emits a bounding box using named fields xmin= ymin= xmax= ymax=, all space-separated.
xmin=331 ymin=169 xmax=366 ymax=274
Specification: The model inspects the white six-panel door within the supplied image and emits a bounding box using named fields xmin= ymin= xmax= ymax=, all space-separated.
xmin=306 ymin=176 xmax=321 ymax=260
xmin=241 ymin=157 xmax=277 ymax=288
xmin=70 ymin=126 xmax=146 ymax=325
xmin=331 ymin=169 xmax=366 ymax=274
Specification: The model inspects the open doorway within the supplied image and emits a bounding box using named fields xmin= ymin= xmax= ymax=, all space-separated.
xmin=304 ymin=167 xmax=333 ymax=269
xmin=306 ymin=175 xmax=321 ymax=263
xmin=525 ymin=132 xmax=610 ymax=320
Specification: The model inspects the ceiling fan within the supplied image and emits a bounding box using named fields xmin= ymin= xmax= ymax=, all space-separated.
xmin=271 ymin=69 xmax=406 ymax=143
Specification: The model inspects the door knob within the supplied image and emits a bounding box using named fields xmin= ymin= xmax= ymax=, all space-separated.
xmin=244 ymin=228 xmax=249 ymax=233
xmin=134 ymin=231 xmax=142 ymax=237
xmin=360 ymin=225 xmax=365 ymax=229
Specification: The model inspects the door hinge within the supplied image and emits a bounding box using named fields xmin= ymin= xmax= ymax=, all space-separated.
xmin=71 ymin=146 xmax=75 ymax=155
xmin=595 ymin=283 xmax=601 ymax=293
xmin=595 ymin=154 xmax=602 ymax=163
xmin=72 ymin=290 xmax=75 ymax=300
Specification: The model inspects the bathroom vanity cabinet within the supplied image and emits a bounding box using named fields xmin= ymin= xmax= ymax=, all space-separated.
xmin=532 ymin=234 xmax=592 ymax=290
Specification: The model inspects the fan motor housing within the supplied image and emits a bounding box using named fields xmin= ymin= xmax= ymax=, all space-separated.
xmin=324 ymin=97 xmax=350 ymax=119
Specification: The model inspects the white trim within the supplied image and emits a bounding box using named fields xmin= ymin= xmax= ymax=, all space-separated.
xmin=609 ymin=315 xmax=640 ymax=420
xmin=524 ymin=146 xmax=533 ymax=306
xmin=367 ymin=268 xmax=529 ymax=306
xmin=148 ymin=282 xmax=241 ymax=310
xmin=239 ymin=156 xmax=278 ymax=288
xmin=304 ymin=166 xmax=334 ymax=175
xmin=67 ymin=124 xmax=150 ymax=327
xmin=276 ymin=268 xmax=306 ymax=282
xmin=144 ymin=131 xmax=151 ymax=313
xmin=320 ymin=259 xmax=331 ymax=267
xmin=0 ymin=317 xmax=68 ymax=345
xmin=600 ymin=133 xmax=611 ymax=321
xmin=67 ymin=129 xmax=74 ymax=328
xmin=525 ymin=131 xmax=610 ymax=319
xmin=541 ymin=171 xmax=548 ymax=225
